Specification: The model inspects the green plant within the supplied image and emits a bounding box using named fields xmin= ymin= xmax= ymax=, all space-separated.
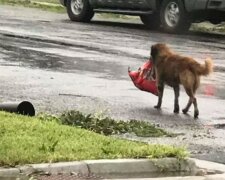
xmin=59 ymin=110 xmax=174 ymax=137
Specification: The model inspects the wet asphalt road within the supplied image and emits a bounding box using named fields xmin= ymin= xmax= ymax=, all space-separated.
xmin=0 ymin=5 xmax=225 ymax=164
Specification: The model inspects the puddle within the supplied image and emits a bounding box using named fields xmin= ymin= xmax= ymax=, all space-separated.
xmin=0 ymin=35 xmax=130 ymax=80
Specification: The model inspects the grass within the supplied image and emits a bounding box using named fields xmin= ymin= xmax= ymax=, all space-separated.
xmin=0 ymin=111 xmax=187 ymax=167
xmin=31 ymin=0 xmax=59 ymax=3
xmin=0 ymin=0 xmax=60 ymax=5
xmin=191 ymin=22 xmax=225 ymax=34
xmin=0 ymin=0 xmax=65 ymax=13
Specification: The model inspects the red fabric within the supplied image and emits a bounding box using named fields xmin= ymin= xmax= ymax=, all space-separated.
xmin=128 ymin=60 xmax=158 ymax=96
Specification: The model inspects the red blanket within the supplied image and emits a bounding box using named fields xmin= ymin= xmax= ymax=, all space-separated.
xmin=128 ymin=60 xmax=158 ymax=96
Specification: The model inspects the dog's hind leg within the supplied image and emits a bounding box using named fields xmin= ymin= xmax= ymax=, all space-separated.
xmin=193 ymin=97 xmax=199 ymax=118
xmin=154 ymin=81 xmax=164 ymax=109
xmin=181 ymin=74 xmax=194 ymax=114
xmin=182 ymin=87 xmax=194 ymax=114
xmin=182 ymin=87 xmax=199 ymax=118
xmin=173 ymin=85 xmax=180 ymax=113
xmin=182 ymin=96 xmax=192 ymax=114
xmin=193 ymin=76 xmax=200 ymax=118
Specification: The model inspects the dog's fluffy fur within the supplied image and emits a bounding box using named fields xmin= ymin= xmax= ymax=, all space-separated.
xmin=150 ymin=43 xmax=213 ymax=118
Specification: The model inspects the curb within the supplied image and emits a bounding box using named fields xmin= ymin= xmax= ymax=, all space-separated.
xmin=83 ymin=158 xmax=196 ymax=178
xmin=0 ymin=158 xmax=225 ymax=179
xmin=191 ymin=158 xmax=225 ymax=173
xmin=0 ymin=158 xmax=196 ymax=178
xmin=113 ymin=174 xmax=225 ymax=180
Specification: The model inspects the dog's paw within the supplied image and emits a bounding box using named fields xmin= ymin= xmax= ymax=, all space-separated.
xmin=174 ymin=105 xmax=179 ymax=114
xmin=154 ymin=105 xmax=161 ymax=109
xmin=182 ymin=109 xmax=188 ymax=114
xmin=194 ymin=110 xmax=199 ymax=119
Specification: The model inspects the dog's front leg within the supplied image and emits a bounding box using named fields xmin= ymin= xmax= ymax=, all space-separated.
xmin=154 ymin=80 xmax=164 ymax=109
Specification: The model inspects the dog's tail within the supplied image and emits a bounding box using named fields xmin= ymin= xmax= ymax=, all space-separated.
xmin=196 ymin=57 xmax=213 ymax=76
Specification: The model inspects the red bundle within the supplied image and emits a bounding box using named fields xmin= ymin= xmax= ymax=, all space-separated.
xmin=128 ymin=60 xmax=158 ymax=96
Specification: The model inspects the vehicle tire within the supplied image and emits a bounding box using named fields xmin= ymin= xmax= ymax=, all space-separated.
xmin=140 ymin=13 xmax=161 ymax=30
xmin=66 ymin=0 xmax=94 ymax=22
xmin=160 ymin=0 xmax=191 ymax=33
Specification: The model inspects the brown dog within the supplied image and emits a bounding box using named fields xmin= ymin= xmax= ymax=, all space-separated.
xmin=150 ymin=43 xmax=213 ymax=118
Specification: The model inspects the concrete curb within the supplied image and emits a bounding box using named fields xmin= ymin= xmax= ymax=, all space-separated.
xmin=191 ymin=158 xmax=225 ymax=173
xmin=84 ymin=158 xmax=196 ymax=178
xmin=114 ymin=174 xmax=225 ymax=179
xmin=18 ymin=161 xmax=89 ymax=176
xmin=0 ymin=158 xmax=195 ymax=178
xmin=0 ymin=158 xmax=225 ymax=179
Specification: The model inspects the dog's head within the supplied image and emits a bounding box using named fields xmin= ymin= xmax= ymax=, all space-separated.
xmin=150 ymin=43 xmax=171 ymax=63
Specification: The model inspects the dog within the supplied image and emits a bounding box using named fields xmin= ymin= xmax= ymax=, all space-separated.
xmin=150 ymin=43 xmax=213 ymax=118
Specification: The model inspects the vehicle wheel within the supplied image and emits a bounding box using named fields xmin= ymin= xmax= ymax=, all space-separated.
xmin=66 ymin=0 xmax=94 ymax=22
xmin=140 ymin=13 xmax=161 ymax=30
xmin=160 ymin=0 xmax=191 ymax=33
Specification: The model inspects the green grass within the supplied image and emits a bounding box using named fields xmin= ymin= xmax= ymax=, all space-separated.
xmin=0 ymin=111 xmax=187 ymax=167
xmin=0 ymin=0 xmax=60 ymax=5
xmin=191 ymin=22 xmax=225 ymax=34
xmin=0 ymin=0 xmax=65 ymax=13
xmin=32 ymin=0 xmax=59 ymax=3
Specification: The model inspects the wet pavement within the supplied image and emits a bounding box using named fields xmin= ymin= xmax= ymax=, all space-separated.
xmin=0 ymin=5 xmax=225 ymax=164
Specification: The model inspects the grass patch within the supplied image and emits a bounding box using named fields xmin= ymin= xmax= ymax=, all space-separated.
xmin=0 ymin=0 xmax=65 ymax=13
xmin=191 ymin=21 xmax=225 ymax=34
xmin=0 ymin=111 xmax=187 ymax=167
